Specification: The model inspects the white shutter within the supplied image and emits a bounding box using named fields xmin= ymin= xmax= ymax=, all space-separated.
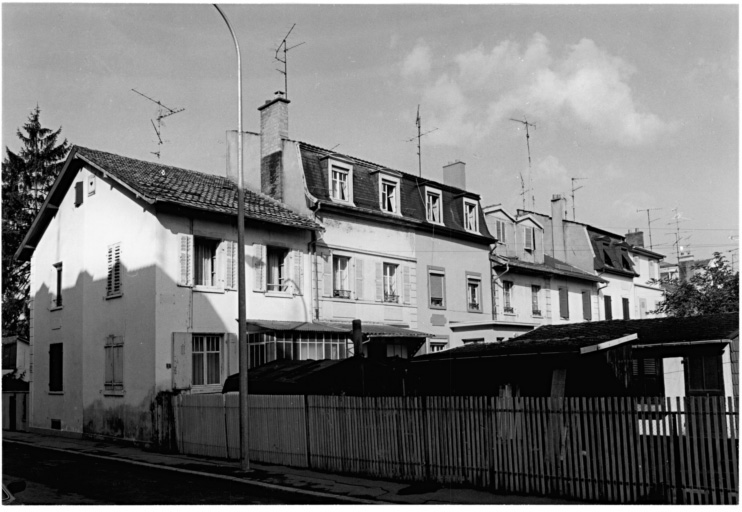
xmin=172 ymin=332 xmax=192 ymax=390
xmin=224 ymin=241 xmax=236 ymax=290
xmin=253 ymin=244 xmax=266 ymax=292
xmin=375 ymin=261 xmax=383 ymax=302
xmin=227 ymin=333 xmax=238 ymax=375
xmin=178 ymin=234 xmax=193 ymax=287
xmin=403 ymin=265 xmax=411 ymax=304
xmin=322 ymin=253 xmax=333 ymax=297
xmin=524 ymin=227 xmax=533 ymax=250
xmin=355 ymin=258 xmax=364 ymax=300
xmin=293 ymin=250 xmax=303 ymax=295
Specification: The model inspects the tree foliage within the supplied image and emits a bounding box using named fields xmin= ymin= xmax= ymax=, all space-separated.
xmin=2 ymin=106 xmax=70 ymax=337
xmin=651 ymin=252 xmax=739 ymax=317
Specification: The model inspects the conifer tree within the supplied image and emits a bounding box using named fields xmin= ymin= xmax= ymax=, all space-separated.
xmin=2 ymin=106 xmax=70 ymax=337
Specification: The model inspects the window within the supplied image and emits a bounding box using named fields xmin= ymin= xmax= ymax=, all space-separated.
xmin=582 ymin=290 xmax=592 ymax=320
xmin=463 ymin=199 xmax=478 ymax=232
xmin=467 ymin=277 xmax=481 ymax=312
xmin=622 ymin=297 xmax=630 ymax=319
xmin=195 ymin=237 xmax=218 ymax=287
xmin=107 ymin=243 xmax=122 ymax=297
xmin=496 ymin=220 xmax=507 ymax=243
xmin=604 ymin=296 xmax=613 ymax=320
xmin=104 ymin=336 xmax=124 ymax=392
xmin=74 ymin=181 xmax=83 ymax=207
xmin=630 ymin=358 xmax=665 ymax=397
xmin=192 ymin=335 xmax=221 ymax=386
xmin=430 ymin=342 xmax=447 ymax=353
xmin=602 ymin=246 xmax=614 ymax=267
xmin=503 ymin=281 xmax=514 ymax=313
xmin=248 ymin=331 xmax=349 ymax=369
xmin=429 ymin=269 xmax=446 ymax=309
xmin=463 ymin=338 xmax=485 ymax=344
xmin=267 ymin=247 xmax=289 ymax=292
xmin=649 ymin=260 xmax=658 ymax=280
xmin=330 ymin=162 xmax=352 ymax=202
xmin=531 ymin=285 xmax=541 ymax=316
xmin=559 ymin=287 xmax=569 ymax=319
xmin=333 ymin=256 xmax=350 ymax=298
xmin=524 ymin=226 xmax=535 ymax=251
xmin=425 ymin=188 xmax=443 ymax=224
xmin=53 ymin=262 xmax=63 ymax=308
xmin=383 ymin=263 xmax=398 ymax=303
xmin=380 ymin=177 xmax=399 ymax=214
xmin=49 ymin=343 xmax=63 ymax=392
xmin=621 ymin=252 xmax=633 ymax=271
xmin=686 ymin=354 xmax=724 ymax=396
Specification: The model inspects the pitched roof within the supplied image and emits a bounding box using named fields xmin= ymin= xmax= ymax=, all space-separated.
xmin=297 ymin=142 xmax=494 ymax=242
xmin=16 ymin=146 xmax=320 ymax=260
xmin=414 ymin=313 xmax=739 ymax=361
xmin=492 ymin=255 xmax=606 ymax=283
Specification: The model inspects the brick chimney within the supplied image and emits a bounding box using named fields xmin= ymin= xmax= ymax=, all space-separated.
xmin=551 ymin=194 xmax=568 ymax=262
xmin=258 ymin=92 xmax=290 ymax=200
xmin=443 ymin=161 xmax=466 ymax=190
xmin=625 ymin=230 xmax=645 ymax=248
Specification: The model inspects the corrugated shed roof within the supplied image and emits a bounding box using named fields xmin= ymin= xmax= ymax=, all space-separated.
xmin=75 ymin=146 xmax=319 ymax=230
xmin=298 ymin=142 xmax=494 ymax=241
xmin=414 ymin=313 xmax=739 ymax=361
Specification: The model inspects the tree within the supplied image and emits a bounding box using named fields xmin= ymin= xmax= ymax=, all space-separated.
xmin=651 ymin=252 xmax=739 ymax=317
xmin=2 ymin=106 xmax=70 ymax=337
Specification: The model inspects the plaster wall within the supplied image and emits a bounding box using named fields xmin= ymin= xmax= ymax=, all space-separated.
xmin=598 ymin=274 xmax=635 ymax=321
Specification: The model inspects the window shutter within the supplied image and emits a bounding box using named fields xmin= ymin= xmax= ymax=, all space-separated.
xmin=375 ymin=262 xmax=383 ymax=302
xmin=74 ymin=181 xmax=83 ymax=206
xmin=104 ymin=338 xmax=113 ymax=388
xmin=582 ymin=291 xmax=592 ymax=320
xmin=559 ymin=287 xmax=569 ymax=319
xmin=322 ymin=253 xmax=333 ymax=297
xmin=226 ymin=333 xmax=238 ymax=376
xmin=178 ymin=234 xmax=193 ymax=287
xmin=403 ymin=265 xmax=411 ymax=304
xmin=355 ymin=258 xmax=364 ymax=300
xmin=293 ymin=250 xmax=303 ymax=295
xmin=525 ymin=227 xmax=534 ymax=250
xmin=172 ymin=332 xmax=192 ymax=390
xmin=622 ymin=298 xmax=630 ymax=319
xmin=113 ymin=338 xmax=123 ymax=390
xmin=223 ymin=241 xmax=236 ymax=290
xmin=604 ymin=296 xmax=613 ymax=320
xmin=253 ymin=244 xmax=266 ymax=292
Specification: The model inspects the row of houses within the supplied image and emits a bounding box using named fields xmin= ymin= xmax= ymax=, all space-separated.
xmin=16 ymin=92 xmax=669 ymax=442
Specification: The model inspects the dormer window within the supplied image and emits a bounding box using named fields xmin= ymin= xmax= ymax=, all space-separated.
xmin=329 ymin=161 xmax=353 ymax=203
xmin=380 ymin=176 xmax=400 ymax=214
xmin=463 ymin=199 xmax=479 ymax=233
xmin=425 ymin=187 xmax=443 ymax=225
xmin=496 ymin=220 xmax=507 ymax=243
xmin=524 ymin=226 xmax=535 ymax=251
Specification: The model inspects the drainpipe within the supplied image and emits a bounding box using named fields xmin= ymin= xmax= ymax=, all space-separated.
xmin=596 ymin=273 xmax=608 ymax=320
xmin=490 ymin=246 xmax=510 ymax=320
xmin=309 ymin=201 xmax=323 ymax=321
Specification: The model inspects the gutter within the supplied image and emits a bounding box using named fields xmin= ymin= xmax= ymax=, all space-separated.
xmin=633 ymin=339 xmax=730 ymax=349
xmin=412 ymin=349 xmax=573 ymax=363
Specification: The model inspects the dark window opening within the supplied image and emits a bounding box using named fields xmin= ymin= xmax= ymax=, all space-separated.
xmin=49 ymin=343 xmax=63 ymax=392
xmin=622 ymin=297 xmax=631 ymax=319
xmin=604 ymin=296 xmax=613 ymax=320
xmin=630 ymin=357 xmax=664 ymax=397
xmin=686 ymin=354 xmax=724 ymax=396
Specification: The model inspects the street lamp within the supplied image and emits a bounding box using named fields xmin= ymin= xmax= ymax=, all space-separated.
xmin=213 ymin=4 xmax=249 ymax=472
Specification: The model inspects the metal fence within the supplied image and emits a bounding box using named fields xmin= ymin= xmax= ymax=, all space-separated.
xmin=172 ymin=394 xmax=738 ymax=504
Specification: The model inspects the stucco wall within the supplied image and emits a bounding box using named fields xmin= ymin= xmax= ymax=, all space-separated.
xmin=598 ymin=274 xmax=634 ymax=321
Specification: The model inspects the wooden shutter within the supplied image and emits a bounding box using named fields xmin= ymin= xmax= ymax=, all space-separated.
xmin=524 ymin=227 xmax=533 ymax=250
xmin=105 ymin=340 xmax=113 ymax=388
xmin=223 ymin=241 xmax=236 ymax=290
xmin=74 ymin=181 xmax=83 ymax=206
xmin=107 ymin=244 xmax=122 ymax=296
xmin=604 ymin=296 xmax=613 ymax=320
xmin=322 ymin=253 xmax=333 ymax=297
xmin=172 ymin=332 xmax=192 ymax=390
xmin=582 ymin=291 xmax=592 ymax=320
xmin=375 ymin=261 xmax=383 ymax=302
xmin=622 ymin=298 xmax=630 ymax=319
xmin=355 ymin=258 xmax=364 ymax=300
xmin=113 ymin=337 xmax=123 ymax=389
xmin=178 ymin=234 xmax=193 ymax=287
xmin=226 ymin=333 xmax=238 ymax=375
xmin=293 ymin=250 xmax=303 ymax=295
xmin=559 ymin=287 xmax=569 ymax=319
xmin=403 ymin=265 xmax=411 ymax=304
xmin=253 ymin=244 xmax=266 ymax=292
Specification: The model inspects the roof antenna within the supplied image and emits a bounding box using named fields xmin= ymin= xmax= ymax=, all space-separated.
xmin=570 ymin=177 xmax=588 ymax=221
xmin=274 ymin=24 xmax=305 ymax=101
xmin=510 ymin=116 xmax=537 ymax=210
xmin=636 ymin=207 xmax=662 ymax=250
xmin=131 ymin=89 xmax=185 ymax=159
xmin=405 ymin=105 xmax=438 ymax=177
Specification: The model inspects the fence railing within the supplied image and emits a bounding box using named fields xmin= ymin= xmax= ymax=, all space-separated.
xmin=170 ymin=394 xmax=738 ymax=504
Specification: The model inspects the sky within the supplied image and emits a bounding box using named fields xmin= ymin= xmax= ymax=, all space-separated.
xmin=2 ymin=3 xmax=739 ymax=263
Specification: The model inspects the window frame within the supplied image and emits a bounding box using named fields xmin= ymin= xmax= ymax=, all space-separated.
xmin=328 ymin=160 xmax=354 ymax=204
xmin=191 ymin=334 xmax=223 ymax=389
xmin=503 ymin=280 xmax=514 ymax=314
xmin=428 ymin=266 xmax=446 ymax=310
xmin=379 ymin=174 xmax=401 ymax=215
xmin=496 ymin=219 xmax=507 ymax=244
xmin=466 ymin=272 xmax=482 ymax=313
xmin=524 ymin=226 xmax=535 ymax=251
xmin=194 ymin=236 xmax=220 ymax=289
xmin=266 ymin=246 xmax=290 ymax=293
xmin=383 ymin=262 xmax=399 ymax=303
xmin=463 ymin=198 xmax=479 ymax=233
xmin=425 ymin=186 xmax=444 ymax=225
xmin=531 ymin=285 xmax=542 ymax=316
xmin=52 ymin=262 xmax=63 ymax=309
xmin=333 ymin=255 xmax=351 ymax=299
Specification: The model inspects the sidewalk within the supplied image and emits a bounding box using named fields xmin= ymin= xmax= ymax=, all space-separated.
xmin=3 ymin=429 xmax=578 ymax=505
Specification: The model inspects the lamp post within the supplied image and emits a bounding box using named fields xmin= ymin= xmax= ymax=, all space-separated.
xmin=213 ymin=4 xmax=249 ymax=472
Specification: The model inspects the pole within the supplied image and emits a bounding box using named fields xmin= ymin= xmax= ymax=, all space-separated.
xmin=214 ymin=4 xmax=249 ymax=472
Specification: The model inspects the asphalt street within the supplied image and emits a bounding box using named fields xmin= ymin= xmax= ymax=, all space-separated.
xmin=2 ymin=441 xmax=348 ymax=505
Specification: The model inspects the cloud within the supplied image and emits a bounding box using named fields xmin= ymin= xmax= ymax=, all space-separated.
xmin=400 ymin=34 xmax=673 ymax=147
xmin=536 ymin=154 xmax=568 ymax=179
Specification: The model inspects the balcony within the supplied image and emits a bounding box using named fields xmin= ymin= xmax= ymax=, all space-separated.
xmin=468 ymin=302 xmax=481 ymax=311
xmin=384 ymin=293 xmax=399 ymax=303
xmin=333 ymin=289 xmax=351 ymax=299
xmin=532 ymin=309 xmax=542 ymax=316
xmin=504 ymin=306 xmax=515 ymax=314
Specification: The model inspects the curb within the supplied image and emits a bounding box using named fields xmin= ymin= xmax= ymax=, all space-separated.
xmin=4 ymin=439 xmax=380 ymax=505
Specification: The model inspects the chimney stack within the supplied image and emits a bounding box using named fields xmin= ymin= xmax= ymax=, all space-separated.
xmin=551 ymin=194 xmax=568 ymax=262
xmin=258 ymin=92 xmax=290 ymax=200
xmin=443 ymin=161 xmax=466 ymax=190
xmin=625 ymin=230 xmax=645 ymax=248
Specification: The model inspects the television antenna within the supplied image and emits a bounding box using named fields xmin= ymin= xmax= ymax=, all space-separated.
xmin=274 ymin=24 xmax=305 ymax=100
xmin=570 ymin=177 xmax=587 ymax=221
xmin=405 ymin=105 xmax=438 ymax=177
xmin=131 ymin=89 xmax=185 ymax=159
xmin=510 ymin=116 xmax=536 ymax=210
xmin=636 ymin=207 xmax=662 ymax=250
xmin=668 ymin=207 xmax=692 ymax=267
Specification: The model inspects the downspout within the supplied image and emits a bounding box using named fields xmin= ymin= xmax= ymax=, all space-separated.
xmin=309 ymin=201 xmax=323 ymax=321
xmin=490 ymin=245 xmax=510 ymax=320
xmin=596 ymin=272 xmax=608 ymax=321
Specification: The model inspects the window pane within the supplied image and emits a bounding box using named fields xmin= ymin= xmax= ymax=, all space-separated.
xmin=206 ymin=353 xmax=220 ymax=384
xmin=192 ymin=353 xmax=204 ymax=386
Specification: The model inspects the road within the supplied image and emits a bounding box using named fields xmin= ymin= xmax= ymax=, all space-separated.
xmin=3 ymin=442 xmax=348 ymax=504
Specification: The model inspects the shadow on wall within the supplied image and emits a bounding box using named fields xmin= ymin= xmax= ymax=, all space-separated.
xmin=36 ymin=259 xmax=232 ymax=444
